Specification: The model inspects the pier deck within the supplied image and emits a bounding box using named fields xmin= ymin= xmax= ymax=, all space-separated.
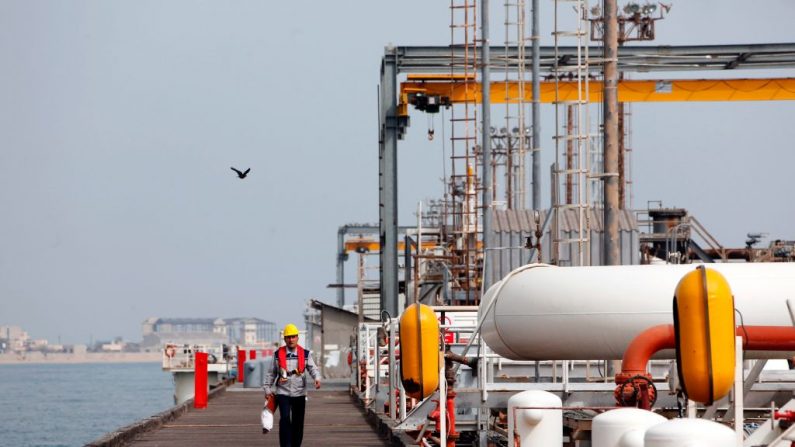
xmin=128 ymin=385 xmax=389 ymax=446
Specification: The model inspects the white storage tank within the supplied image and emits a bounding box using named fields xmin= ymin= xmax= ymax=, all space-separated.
xmin=508 ymin=390 xmax=562 ymax=447
xmin=479 ymin=263 xmax=795 ymax=360
xmin=644 ymin=418 xmax=735 ymax=447
xmin=592 ymin=408 xmax=666 ymax=447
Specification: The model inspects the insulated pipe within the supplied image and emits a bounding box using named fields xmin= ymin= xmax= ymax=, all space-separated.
xmin=479 ymin=263 xmax=795 ymax=360
xmin=617 ymin=324 xmax=795 ymax=382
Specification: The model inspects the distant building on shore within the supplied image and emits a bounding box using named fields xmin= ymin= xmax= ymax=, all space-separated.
xmin=141 ymin=317 xmax=276 ymax=351
xmin=0 ymin=325 xmax=30 ymax=353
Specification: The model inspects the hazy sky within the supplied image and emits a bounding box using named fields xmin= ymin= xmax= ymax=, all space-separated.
xmin=1 ymin=1 xmax=793 ymax=344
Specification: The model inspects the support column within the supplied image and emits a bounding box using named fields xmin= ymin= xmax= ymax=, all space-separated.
xmin=481 ymin=0 xmax=493 ymax=290
xmin=602 ymin=0 xmax=620 ymax=266
xmin=336 ymin=228 xmax=346 ymax=307
xmin=618 ymin=101 xmax=625 ymax=209
xmin=531 ymin=0 xmax=541 ymax=210
xmin=379 ymin=47 xmax=400 ymax=317
xmin=733 ymin=336 xmax=743 ymax=446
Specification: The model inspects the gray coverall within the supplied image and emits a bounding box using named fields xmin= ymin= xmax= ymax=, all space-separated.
xmin=263 ymin=346 xmax=320 ymax=447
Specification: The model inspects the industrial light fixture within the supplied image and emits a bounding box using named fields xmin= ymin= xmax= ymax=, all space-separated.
xmin=590 ymin=1 xmax=670 ymax=43
xmin=623 ymin=3 xmax=640 ymax=15
xmin=745 ymin=232 xmax=768 ymax=249
xmin=641 ymin=3 xmax=657 ymax=15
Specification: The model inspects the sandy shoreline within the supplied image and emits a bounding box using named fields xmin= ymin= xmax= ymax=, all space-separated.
xmin=0 ymin=352 xmax=161 ymax=364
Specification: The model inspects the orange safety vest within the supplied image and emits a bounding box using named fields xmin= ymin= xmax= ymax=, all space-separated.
xmin=276 ymin=345 xmax=307 ymax=374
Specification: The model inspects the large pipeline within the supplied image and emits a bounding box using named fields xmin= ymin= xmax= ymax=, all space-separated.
xmin=479 ymin=263 xmax=795 ymax=360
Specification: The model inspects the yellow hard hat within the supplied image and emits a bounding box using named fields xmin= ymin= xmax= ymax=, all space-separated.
xmin=283 ymin=323 xmax=299 ymax=337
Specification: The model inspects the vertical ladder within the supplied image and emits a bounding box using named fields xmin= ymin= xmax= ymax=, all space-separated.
xmin=359 ymin=251 xmax=382 ymax=321
xmin=500 ymin=0 xmax=528 ymax=210
xmin=623 ymin=102 xmax=634 ymax=209
xmin=551 ymin=0 xmax=593 ymax=266
xmin=448 ymin=0 xmax=481 ymax=304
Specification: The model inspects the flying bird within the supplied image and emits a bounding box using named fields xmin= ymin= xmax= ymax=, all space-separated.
xmin=230 ymin=167 xmax=251 ymax=179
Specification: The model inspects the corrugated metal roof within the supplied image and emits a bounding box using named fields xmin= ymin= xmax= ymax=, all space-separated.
xmin=487 ymin=208 xmax=640 ymax=273
xmin=309 ymin=299 xmax=379 ymax=322
xmin=491 ymin=208 xmax=638 ymax=233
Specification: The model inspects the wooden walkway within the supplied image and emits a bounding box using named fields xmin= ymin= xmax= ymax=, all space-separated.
xmin=128 ymin=385 xmax=390 ymax=446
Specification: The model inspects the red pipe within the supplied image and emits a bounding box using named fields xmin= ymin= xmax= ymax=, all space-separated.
xmin=615 ymin=324 xmax=795 ymax=408
xmin=618 ymin=324 xmax=795 ymax=383
xmin=446 ymin=390 xmax=458 ymax=447
xmin=616 ymin=324 xmax=675 ymax=383
xmin=427 ymin=399 xmax=454 ymax=447
xmin=741 ymin=326 xmax=795 ymax=351
xmin=194 ymin=352 xmax=208 ymax=409
xmin=774 ymin=410 xmax=795 ymax=422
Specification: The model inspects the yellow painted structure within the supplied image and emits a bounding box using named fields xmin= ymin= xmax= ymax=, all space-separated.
xmin=399 ymin=77 xmax=795 ymax=114
xmin=399 ymin=303 xmax=441 ymax=399
xmin=343 ymin=238 xmax=461 ymax=254
xmin=344 ymin=238 xmax=441 ymax=254
xmin=673 ymin=266 xmax=736 ymax=405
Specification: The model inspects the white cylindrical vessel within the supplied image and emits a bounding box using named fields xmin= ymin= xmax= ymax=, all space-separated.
xmin=644 ymin=418 xmax=735 ymax=447
xmin=592 ymin=408 xmax=666 ymax=447
xmin=480 ymin=263 xmax=795 ymax=360
xmin=507 ymin=390 xmax=562 ymax=447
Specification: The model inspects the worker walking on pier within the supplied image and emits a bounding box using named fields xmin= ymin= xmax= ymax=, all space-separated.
xmin=263 ymin=323 xmax=321 ymax=447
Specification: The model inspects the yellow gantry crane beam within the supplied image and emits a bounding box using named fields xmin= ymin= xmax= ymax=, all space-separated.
xmin=344 ymin=239 xmax=440 ymax=254
xmin=344 ymin=238 xmax=472 ymax=254
xmin=399 ymin=76 xmax=795 ymax=115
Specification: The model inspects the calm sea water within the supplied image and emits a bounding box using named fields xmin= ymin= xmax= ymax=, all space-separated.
xmin=0 ymin=362 xmax=173 ymax=447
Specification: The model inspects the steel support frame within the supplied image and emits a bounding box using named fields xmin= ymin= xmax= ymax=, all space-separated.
xmin=377 ymin=42 xmax=795 ymax=314
xmin=337 ymin=224 xmax=379 ymax=307
xmin=387 ymin=43 xmax=795 ymax=74
xmin=379 ymin=48 xmax=401 ymax=317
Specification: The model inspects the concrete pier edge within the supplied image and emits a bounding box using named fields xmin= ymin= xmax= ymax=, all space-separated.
xmin=85 ymin=378 xmax=234 ymax=447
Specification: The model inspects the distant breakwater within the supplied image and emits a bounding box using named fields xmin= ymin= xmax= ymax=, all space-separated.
xmin=0 ymin=352 xmax=161 ymax=364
